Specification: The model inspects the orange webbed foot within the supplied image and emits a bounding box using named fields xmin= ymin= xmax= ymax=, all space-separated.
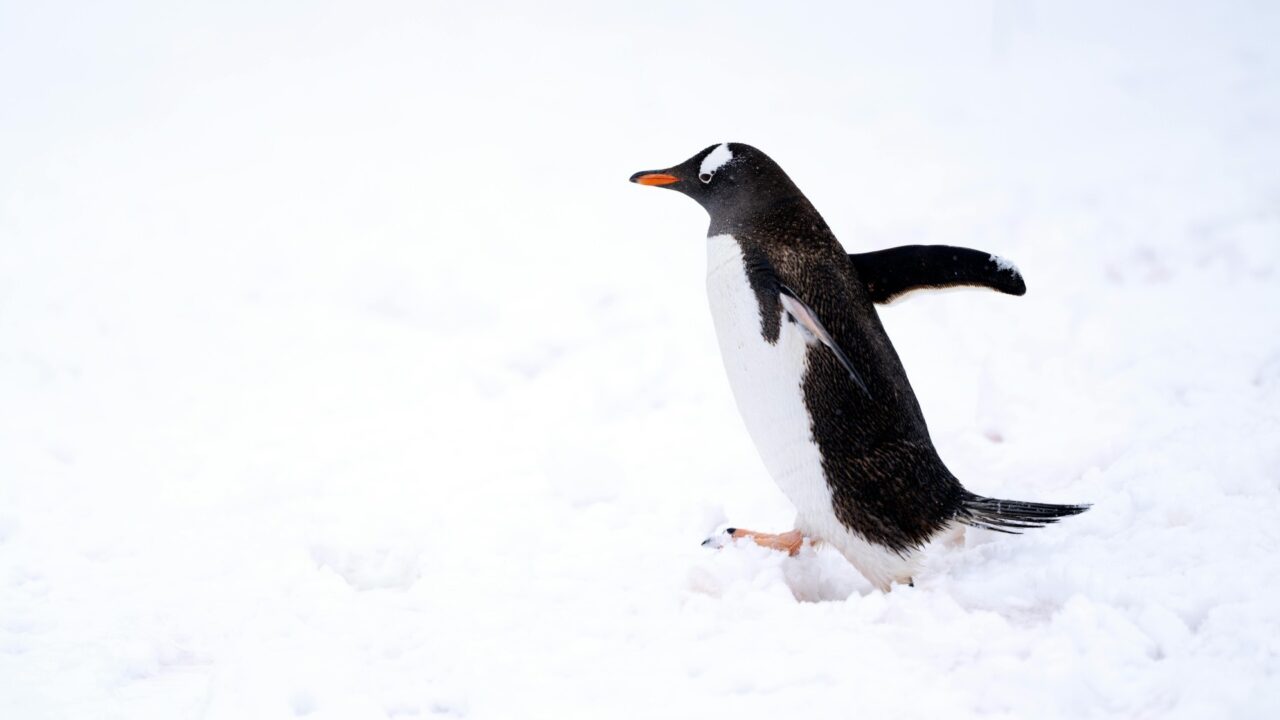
xmin=702 ymin=528 xmax=811 ymax=555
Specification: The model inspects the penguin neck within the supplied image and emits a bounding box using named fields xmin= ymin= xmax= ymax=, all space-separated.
xmin=706 ymin=194 xmax=831 ymax=242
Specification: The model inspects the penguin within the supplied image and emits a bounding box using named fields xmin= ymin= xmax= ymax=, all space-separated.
xmin=630 ymin=143 xmax=1087 ymax=590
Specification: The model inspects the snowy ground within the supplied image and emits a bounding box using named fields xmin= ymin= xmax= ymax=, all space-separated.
xmin=3 ymin=1 xmax=1279 ymax=718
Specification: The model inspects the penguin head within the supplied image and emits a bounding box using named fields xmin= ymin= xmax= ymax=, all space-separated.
xmin=630 ymin=143 xmax=802 ymax=225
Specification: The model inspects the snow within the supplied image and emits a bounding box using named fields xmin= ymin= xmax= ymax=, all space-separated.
xmin=2 ymin=1 xmax=1279 ymax=718
xmin=699 ymin=143 xmax=734 ymax=178
xmin=990 ymin=254 xmax=1019 ymax=274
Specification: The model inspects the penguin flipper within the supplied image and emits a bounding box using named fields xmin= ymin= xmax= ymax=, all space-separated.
xmin=849 ymin=245 xmax=1026 ymax=304
xmin=778 ymin=287 xmax=872 ymax=399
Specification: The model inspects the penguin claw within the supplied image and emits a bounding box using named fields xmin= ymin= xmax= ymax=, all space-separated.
xmin=700 ymin=528 xmax=738 ymax=549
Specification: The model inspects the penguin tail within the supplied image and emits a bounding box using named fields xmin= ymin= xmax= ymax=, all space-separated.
xmin=958 ymin=493 xmax=1090 ymax=534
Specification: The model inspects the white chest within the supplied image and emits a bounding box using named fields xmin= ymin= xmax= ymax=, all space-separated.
xmin=704 ymin=234 xmax=833 ymax=521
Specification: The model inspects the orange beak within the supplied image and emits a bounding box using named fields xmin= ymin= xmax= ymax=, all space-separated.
xmin=630 ymin=172 xmax=679 ymax=186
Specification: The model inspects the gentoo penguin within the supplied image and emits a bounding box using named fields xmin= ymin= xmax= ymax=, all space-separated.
xmin=630 ymin=143 xmax=1087 ymax=590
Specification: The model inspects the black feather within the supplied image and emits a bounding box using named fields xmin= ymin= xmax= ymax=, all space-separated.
xmin=958 ymin=493 xmax=1090 ymax=534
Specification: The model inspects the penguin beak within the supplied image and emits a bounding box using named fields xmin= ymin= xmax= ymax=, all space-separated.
xmin=629 ymin=170 xmax=680 ymax=186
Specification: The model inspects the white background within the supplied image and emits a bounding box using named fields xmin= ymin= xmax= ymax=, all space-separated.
xmin=2 ymin=1 xmax=1278 ymax=718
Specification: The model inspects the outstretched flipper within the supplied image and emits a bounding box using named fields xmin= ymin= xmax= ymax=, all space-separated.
xmin=779 ymin=286 xmax=872 ymax=399
xmin=850 ymin=245 xmax=1027 ymax=304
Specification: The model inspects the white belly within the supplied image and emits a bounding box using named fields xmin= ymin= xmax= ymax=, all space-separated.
xmin=705 ymin=234 xmax=919 ymax=589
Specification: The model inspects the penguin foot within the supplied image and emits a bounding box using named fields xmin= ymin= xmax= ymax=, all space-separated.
xmin=701 ymin=528 xmax=808 ymax=555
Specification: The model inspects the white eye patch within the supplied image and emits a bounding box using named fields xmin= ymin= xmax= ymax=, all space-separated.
xmin=699 ymin=143 xmax=733 ymax=182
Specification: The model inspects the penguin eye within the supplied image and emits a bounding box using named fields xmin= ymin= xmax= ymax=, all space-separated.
xmin=699 ymin=172 xmax=713 ymax=184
